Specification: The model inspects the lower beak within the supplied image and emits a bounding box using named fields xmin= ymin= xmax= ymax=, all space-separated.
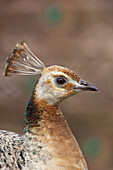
xmin=75 ymin=79 xmax=98 ymax=91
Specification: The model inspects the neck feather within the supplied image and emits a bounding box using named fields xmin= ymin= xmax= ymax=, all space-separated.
xmin=24 ymin=88 xmax=62 ymax=134
xmin=23 ymin=83 xmax=88 ymax=169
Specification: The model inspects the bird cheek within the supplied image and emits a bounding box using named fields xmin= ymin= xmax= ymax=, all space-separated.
xmin=63 ymin=82 xmax=75 ymax=91
xmin=62 ymin=89 xmax=75 ymax=98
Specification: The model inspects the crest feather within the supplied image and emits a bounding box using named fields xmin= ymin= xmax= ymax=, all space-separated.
xmin=4 ymin=41 xmax=45 ymax=76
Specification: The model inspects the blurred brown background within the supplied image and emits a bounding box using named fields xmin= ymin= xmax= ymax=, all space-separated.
xmin=0 ymin=0 xmax=113 ymax=169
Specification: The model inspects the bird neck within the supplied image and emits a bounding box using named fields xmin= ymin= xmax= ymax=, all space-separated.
xmin=23 ymin=88 xmax=88 ymax=169
xmin=24 ymin=91 xmax=63 ymax=134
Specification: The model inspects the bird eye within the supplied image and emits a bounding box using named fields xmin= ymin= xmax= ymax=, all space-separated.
xmin=56 ymin=76 xmax=67 ymax=85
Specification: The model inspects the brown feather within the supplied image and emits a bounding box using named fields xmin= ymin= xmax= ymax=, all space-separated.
xmin=4 ymin=41 xmax=45 ymax=76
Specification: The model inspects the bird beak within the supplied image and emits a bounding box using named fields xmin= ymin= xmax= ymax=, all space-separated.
xmin=74 ymin=79 xmax=98 ymax=91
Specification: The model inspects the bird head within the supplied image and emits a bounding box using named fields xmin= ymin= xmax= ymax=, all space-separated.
xmin=5 ymin=42 xmax=98 ymax=104
xmin=35 ymin=65 xmax=98 ymax=104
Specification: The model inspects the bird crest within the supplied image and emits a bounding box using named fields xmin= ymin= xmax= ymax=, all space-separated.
xmin=4 ymin=42 xmax=98 ymax=97
xmin=5 ymin=41 xmax=45 ymax=76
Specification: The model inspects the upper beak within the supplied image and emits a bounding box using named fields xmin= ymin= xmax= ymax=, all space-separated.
xmin=75 ymin=79 xmax=98 ymax=91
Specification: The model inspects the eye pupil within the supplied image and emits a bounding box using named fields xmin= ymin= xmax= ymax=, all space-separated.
xmin=56 ymin=77 xmax=66 ymax=85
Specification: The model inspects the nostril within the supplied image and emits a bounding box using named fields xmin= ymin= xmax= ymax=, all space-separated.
xmin=79 ymin=79 xmax=88 ymax=86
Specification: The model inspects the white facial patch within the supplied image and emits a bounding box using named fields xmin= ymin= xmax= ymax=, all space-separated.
xmin=35 ymin=71 xmax=81 ymax=104
xmin=50 ymin=71 xmax=80 ymax=89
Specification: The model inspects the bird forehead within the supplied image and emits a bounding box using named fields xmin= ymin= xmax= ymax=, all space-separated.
xmin=43 ymin=65 xmax=80 ymax=82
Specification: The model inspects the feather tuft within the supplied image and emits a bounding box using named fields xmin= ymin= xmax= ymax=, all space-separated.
xmin=4 ymin=41 xmax=45 ymax=76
